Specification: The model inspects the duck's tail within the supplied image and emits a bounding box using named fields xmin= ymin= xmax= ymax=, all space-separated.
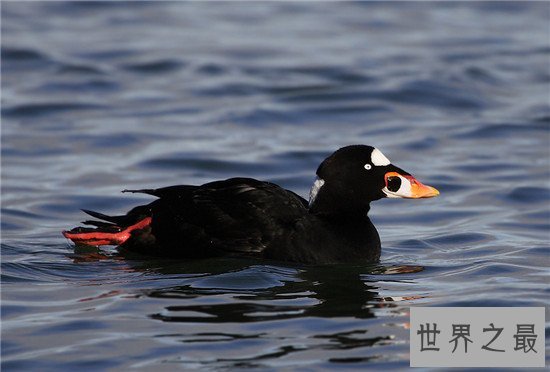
xmin=62 ymin=209 xmax=152 ymax=246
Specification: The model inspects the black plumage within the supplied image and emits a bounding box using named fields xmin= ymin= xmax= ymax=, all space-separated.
xmin=63 ymin=145 xmax=438 ymax=264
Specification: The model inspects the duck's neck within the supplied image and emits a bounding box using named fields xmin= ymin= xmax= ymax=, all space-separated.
xmin=308 ymin=177 xmax=371 ymax=218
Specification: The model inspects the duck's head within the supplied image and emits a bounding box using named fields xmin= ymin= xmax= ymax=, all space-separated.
xmin=309 ymin=145 xmax=439 ymax=216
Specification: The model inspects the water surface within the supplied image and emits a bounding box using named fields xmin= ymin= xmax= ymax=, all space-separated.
xmin=2 ymin=2 xmax=549 ymax=370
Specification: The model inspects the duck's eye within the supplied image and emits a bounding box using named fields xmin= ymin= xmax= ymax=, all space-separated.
xmin=387 ymin=176 xmax=402 ymax=192
xmin=364 ymin=164 xmax=372 ymax=170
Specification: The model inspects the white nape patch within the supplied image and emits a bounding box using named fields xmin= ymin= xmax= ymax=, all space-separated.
xmin=309 ymin=177 xmax=325 ymax=207
xmin=371 ymin=148 xmax=391 ymax=166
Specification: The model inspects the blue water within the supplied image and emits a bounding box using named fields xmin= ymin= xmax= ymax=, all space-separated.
xmin=2 ymin=2 xmax=549 ymax=370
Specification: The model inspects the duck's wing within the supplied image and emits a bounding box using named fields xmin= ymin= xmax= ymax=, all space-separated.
xmin=147 ymin=177 xmax=308 ymax=255
xmin=63 ymin=177 xmax=308 ymax=256
xmin=122 ymin=185 xmax=197 ymax=199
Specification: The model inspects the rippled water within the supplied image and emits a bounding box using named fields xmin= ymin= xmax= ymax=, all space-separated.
xmin=2 ymin=2 xmax=549 ymax=370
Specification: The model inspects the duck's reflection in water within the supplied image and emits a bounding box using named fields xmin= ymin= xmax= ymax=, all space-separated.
xmin=70 ymin=248 xmax=424 ymax=362
xmin=71 ymin=247 xmax=424 ymax=319
xmin=119 ymin=257 xmax=425 ymax=321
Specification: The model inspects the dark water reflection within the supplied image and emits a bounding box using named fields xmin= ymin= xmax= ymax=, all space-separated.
xmin=148 ymin=266 xmax=379 ymax=323
xmin=2 ymin=1 xmax=550 ymax=370
xmin=73 ymin=251 xmax=423 ymax=322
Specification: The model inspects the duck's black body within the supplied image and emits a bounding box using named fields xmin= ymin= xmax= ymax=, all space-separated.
xmin=63 ymin=145 xmax=438 ymax=264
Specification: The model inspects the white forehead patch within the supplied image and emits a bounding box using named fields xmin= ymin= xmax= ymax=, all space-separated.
xmin=371 ymin=148 xmax=391 ymax=166
xmin=309 ymin=177 xmax=325 ymax=207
